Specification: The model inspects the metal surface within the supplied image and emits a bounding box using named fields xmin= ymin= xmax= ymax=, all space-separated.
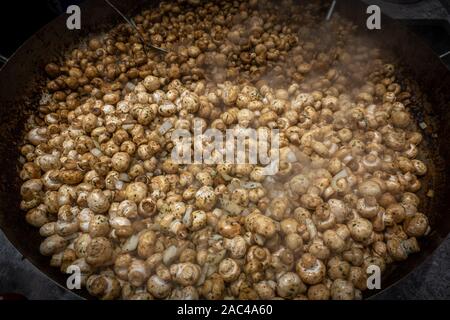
xmin=0 ymin=0 xmax=449 ymax=300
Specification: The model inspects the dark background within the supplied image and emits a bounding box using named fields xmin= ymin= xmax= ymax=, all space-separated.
xmin=0 ymin=0 xmax=83 ymax=57
xmin=1 ymin=0 xmax=449 ymax=61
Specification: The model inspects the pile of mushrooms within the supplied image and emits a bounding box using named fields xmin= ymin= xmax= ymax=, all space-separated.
xmin=19 ymin=0 xmax=430 ymax=300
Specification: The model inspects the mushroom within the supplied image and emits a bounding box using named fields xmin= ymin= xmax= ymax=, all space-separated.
xmin=403 ymin=213 xmax=429 ymax=237
xmin=137 ymin=230 xmax=157 ymax=258
xmin=224 ymin=236 xmax=247 ymax=259
xmin=296 ymin=253 xmax=326 ymax=285
xmin=218 ymin=258 xmax=240 ymax=283
xmin=200 ymin=273 xmax=225 ymax=300
xmin=128 ymin=258 xmax=150 ymax=287
xmin=147 ymin=275 xmax=172 ymax=299
xmin=348 ymin=217 xmax=373 ymax=243
xmin=254 ymin=280 xmax=276 ymax=300
xmin=170 ymin=262 xmax=202 ymax=286
xmin=327 ymin=257 xmax=351 ymax=280
xmin=387 ymin=237 xmax=420 ymax=261
xmin=307 ymin=284 xmax=330 ymax=300
xmin=195 ymin=186 xmax=217 ymax=211
xmin=330 ymin=279 xmax=355 ymax=300
xmin=276 ymin=272 xmax=306 ymax=299
xmin=323 ymin=229 xmax=346 ymax=253
xmin=40 ymin=234 xmax=67 ymax=256
xmin=87 ymin=189 xmax=110 ymax=214
xmin=245 ymin=212 xmax=277 ymax=238
xmin=217 ymin=215 xmax=241 ymax=238
xmin=126 ymin=182 xmax=148 ymax=203
xmin=25 ymin=205 xmax=49 ymax=227
xmin=86 ymin=275 xmax=121 ymax=300
xmin=85 ymin=237 xmax=113 ymax=267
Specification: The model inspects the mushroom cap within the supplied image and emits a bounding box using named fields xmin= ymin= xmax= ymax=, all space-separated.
xmin=85 ymin=237 xmax=113 ymax=267
xmin=358 ymin=180 xmax=382 ymax=198
xmin=296 ymin=254 xmax=326 ymax=285
xmin=330 ymin=279 xmax=355 ymax=300
xmin=147 ymin=275 xmax=172 ymax=298
xmin=349 ymin=217 xmax=373 ymax=243
xmin=307 ymin=284 xmax=330 ymax=300
xmin=276 ymin=272 xmax=305 ymax=298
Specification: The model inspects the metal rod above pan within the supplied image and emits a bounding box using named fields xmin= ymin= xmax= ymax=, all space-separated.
xmin=103 ymin=0 xmax=168 ymax=54
xmin=0 ymin=54 xmax=8 ymax=64
xmin=326 ymin=0 xmax=337 ymax=21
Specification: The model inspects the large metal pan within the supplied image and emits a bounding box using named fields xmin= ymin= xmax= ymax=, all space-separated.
xmin=0 ymin=0 xmax=449 ymax=299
